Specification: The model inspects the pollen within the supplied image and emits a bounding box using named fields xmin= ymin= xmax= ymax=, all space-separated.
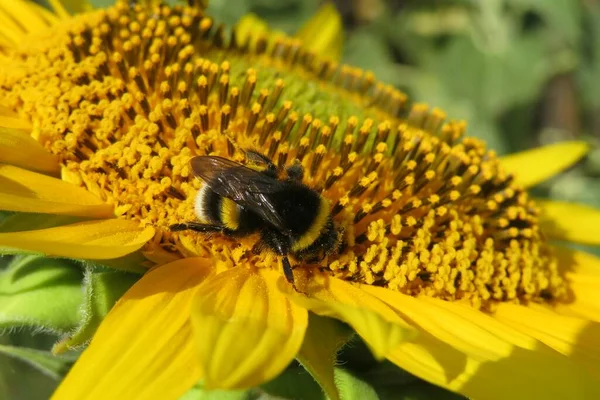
xmin=0 ymin=0 xmax=566 ymax=310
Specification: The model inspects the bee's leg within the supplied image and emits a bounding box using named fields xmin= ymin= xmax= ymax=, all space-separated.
xmin=303 ymin=253 xmax=326 ymax=264
xmin=169 ymin=222 xmax=224 ymax=233
xmin=251 ymin=239 xmax=265 ymax=255
xmin=337 ymin=239 xmax=348 ymax=254
xmin=261 ymin=229 xmax=297 ymax=289
xmin=281 ymin=256 xmax=296 ymax=288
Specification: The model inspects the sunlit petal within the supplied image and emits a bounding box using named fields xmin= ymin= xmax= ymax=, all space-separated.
xmin=235 ymin=13 xmax=270 ymax=47
xmin=0 ymin=116 xmax=32 ymax=130
xmin=387 ymin=328 xmax=600 ymax=400
xmin=499 ymin=141 xmax=589 ymax=188
xmin=363 ymin=286 xmax=537 ymax=361
xmin=0 ymin=219 xmax=154 ymax=259
xmin=0 ymin=128 xmax=59 ymax=174
xmin=46 ymin=0 xmax=70 ymax=19
xmin=191 ymin=267 xmax=307 ymax=389
xmin=554 ymin=247 xmax=600 ymax=323
xmin=284 ymin=272 xmax=417 ymax=360
xmin=296 ymin=3 xmax=343 ymax=60
xmin=52 ymin=258 xmax=213 ymax=400
xmin=495 ymin=303 xmax=600 ymax=379
xmin=537 ymin=199 xmax=600 ymax=245
xmin=0 ymin=164 xmax=113 ymax=217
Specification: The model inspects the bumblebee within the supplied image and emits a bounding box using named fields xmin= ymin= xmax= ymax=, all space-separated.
xmin=170 ymin=150 xmax=342 ymax=286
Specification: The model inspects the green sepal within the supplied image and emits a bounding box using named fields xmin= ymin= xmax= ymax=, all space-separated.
xmin=179 ymin=386 xmax=257 ymax=400
xmin=261 ymin=363 xmax=326 ymax=400
xmin=53 ymin=267 xmax=140 ymax=353
xmin=0 ymin=344 xmax=75 ymax=380
xmin=296 ymin=314 xmax=354 ymax=400
xmin=334 ymin=368 xmax=380 ymax=400
xmin=0 ymin=255 xmax=84 ymax=332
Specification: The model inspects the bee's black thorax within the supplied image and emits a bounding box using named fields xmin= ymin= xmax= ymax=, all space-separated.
xmin=266 ymin=183 xmax=322 ymax=238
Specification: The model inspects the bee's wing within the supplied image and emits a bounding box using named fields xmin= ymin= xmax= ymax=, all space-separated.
xmin=244 ymin=149 xmax=276 ymax=169
xmin=190 ymin=156 xmax=289 ymax=233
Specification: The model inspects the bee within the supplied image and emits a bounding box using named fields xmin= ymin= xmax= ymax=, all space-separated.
xmin=170 ymin=150 xmax=343 ymax=287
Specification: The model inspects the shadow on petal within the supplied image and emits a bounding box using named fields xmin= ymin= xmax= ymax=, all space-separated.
xmin=282 ymin=271 xmax=417 ymax=360
xmin=388 ymin=328 xmax=600 ymax=400
xmin=191 ymin=267 xmax=308 ymax=389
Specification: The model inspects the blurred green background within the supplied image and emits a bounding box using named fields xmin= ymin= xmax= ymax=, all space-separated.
xmin=2 ymin=0 xmax=600 ymax=399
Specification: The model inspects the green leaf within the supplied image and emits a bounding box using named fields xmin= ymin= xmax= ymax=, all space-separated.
xmin=53 ymin=268 xmax=140 ymax=353
xmin=343 ymin=27 xmax=403 ymax=87
xmin=577 ymin=3 xmax=600 ymax=109
xmin=335 ymin=368 xmax=380 ymax=400
xmin=509 ymin=0 xmax=581 ymax=44
xmin=296 ymin=315 xmax=354 ymax=400
xmin=206 ymin=0 xmax=251 ymax=27
xmin=0 ymin=255 xmax=84 ymax=332
xmin=248 ymin=0 xmax=320 ymax=35
xmin=0 ymin=344 xmax=74 ymax=380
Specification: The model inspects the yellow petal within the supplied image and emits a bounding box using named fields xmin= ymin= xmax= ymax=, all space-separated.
xmin=59 ymin=0 xmax=90 ymax=13
xmin=235 ymin=13 xmax=270 ymax=47
xmin=554 ymin=247 xmax=600 ymax=322
xmin=295 ymin=4 xmax=343 ymax=60
xmin=387 ymin=326 xmax=600 ymax=400
xmin=0 ymin=105 xmax=19 ymax=117
xmin=0 ymin=128 xmax=59 ymax=174
xmin=27 ymin=2 xmax=60 ymax=25
xmin=537 ymin=199 xmax=600 ymax=245
xmin=191 ymin=267 xmax=308 ymax=389
xmin=0 ymin=0 xmax=54 ymax=35
xmin=52 ymin=258 xmax=213 ymax=400
xmin=0 ymin=2 xmax=26 ymax=42
xmin=0 ymin=116 xmax=32 ymax=130
xmin=46 ymin=0 xmax=70 ymax=19
xmin=499 ymin=141 xmax=589 ymax=188
xmin=284 ymin=273 xmax=417 ymax=359
xmin=363 ymin=286 xmax=537 ymax=361
xmin=0 ymin=19 xmax=21 ymax=46
xmin=0 ymin=164 xmax=113 ymax=217
xmin=495 ymin=303 xmax=600 ymax=379
xmin=0 ymin=219 xmax=155 ymax=259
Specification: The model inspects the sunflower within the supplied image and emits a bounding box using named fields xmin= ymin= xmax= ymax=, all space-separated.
xmin=1 ymin=1 xmax=599 ymax=399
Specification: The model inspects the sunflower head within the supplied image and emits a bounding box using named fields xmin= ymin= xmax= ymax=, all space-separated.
xmin=0 ymin=0 xmax=566 ymax=311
